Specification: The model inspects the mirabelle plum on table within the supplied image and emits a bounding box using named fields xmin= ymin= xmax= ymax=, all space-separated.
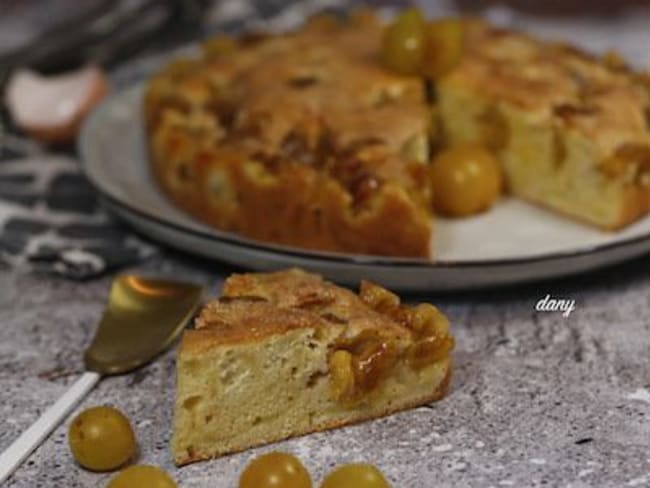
xmin=321 ymin=463 xmax=391 ymax=488
xmin=239 ymin=451 xmax=312 ymax=488
xmin=68 ymin=406 xmax=136 ymax=472
xmin=106 ymin=465 xmax=177 ymax=488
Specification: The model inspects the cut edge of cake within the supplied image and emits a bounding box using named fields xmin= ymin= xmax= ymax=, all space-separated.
xmin=436 ymin=21 xmax=650 ymax=230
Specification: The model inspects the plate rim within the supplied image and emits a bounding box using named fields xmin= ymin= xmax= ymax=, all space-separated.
xmin=78 ymin=83 xmax=650 ymax=270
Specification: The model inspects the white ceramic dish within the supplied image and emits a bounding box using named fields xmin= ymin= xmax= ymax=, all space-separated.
xmin=78 ymin=84 xmax=650 ymax=291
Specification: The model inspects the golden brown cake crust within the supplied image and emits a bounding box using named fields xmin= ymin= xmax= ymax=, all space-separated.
xmin=453 ymin=23 xmax=650 ymax=150
xmin=145 ymin=14 xmax=433 ymax=258
xmin=182 ymin=268 xmax=411 ymax=353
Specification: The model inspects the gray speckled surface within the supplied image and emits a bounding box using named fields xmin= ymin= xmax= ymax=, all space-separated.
xmin=1 ymin=253 xmax=650 ymax=488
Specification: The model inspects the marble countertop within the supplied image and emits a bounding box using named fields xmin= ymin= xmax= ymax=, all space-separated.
xmin=1 ymin=252 xmax=649 ymax=488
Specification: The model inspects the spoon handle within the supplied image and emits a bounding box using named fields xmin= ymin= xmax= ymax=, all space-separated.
xmin=0 ymin=371 xmax=101 ymax=483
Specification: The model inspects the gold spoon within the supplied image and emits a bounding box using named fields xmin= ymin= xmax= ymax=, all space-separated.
xmin=0 ymin=275 xmax=202 ymax=483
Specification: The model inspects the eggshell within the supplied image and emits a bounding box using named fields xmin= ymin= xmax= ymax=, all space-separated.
xmin=5 ymin=65 xmax=109 ymax=144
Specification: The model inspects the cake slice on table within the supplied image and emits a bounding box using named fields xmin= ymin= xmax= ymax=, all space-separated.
xmin=172 ymin=268 xmax=454 ymax=465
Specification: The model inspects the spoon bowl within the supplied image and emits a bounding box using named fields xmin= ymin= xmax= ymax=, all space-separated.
xmin=84 ymin=275 xmax=203 ymax=374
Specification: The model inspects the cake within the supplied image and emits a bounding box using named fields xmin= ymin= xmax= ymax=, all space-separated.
xmin=172 ymin=269 xmax=454 ymax=464
xmin=145 ymin=14 xmax=433 ymax=258
xmin=436 ymin=21 xmax=650 ymax=229
xmin=145 ymin=11 xmax=650 ymax=258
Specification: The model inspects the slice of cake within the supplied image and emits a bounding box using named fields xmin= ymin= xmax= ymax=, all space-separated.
xmin=145 ymin=13 xmax=434 ymax=258
xmin=436 ymin=21 xmax=650 ymax=229
xmin=172 ymin=269 xmax=454 ymax=465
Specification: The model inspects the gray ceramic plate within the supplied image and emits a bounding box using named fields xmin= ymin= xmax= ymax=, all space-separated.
xmin=78 ymin=84 xmax=650 ymax=291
